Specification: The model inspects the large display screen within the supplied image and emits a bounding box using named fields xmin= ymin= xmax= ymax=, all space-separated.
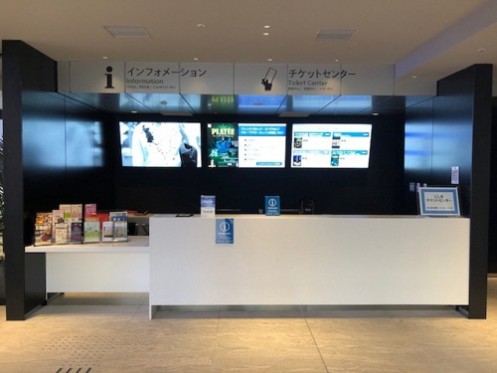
xmin=207 ymin=123 xmax=286 ymax=168
xmin=120 ymin=121 xmax=202 ymax=167
xmin=291 ymin=123 xmax=372 ymax=168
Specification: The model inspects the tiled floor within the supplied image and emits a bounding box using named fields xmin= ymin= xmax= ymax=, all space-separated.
xmin=1 ymin=279 xmax=497 ymax=372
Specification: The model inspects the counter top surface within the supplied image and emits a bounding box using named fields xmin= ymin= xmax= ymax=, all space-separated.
xmin=151 ymin=214 xmax=468 ymax=220
xmin=25 ymin=236 xmax=149 ymax=253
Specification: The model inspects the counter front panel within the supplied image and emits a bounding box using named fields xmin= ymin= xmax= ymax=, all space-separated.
xmin=150 ymin=215 xmax=469 ymax=310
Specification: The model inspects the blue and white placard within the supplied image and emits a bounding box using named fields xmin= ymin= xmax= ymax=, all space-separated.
xmin=419 ymin=187 xmax=460 ymax=216
xmin=216 ymin=218 xmax=234 ymax=244
xmin=201 ymin=195 xmax=216 ymax=217
xmin=265 ymin=196 xmax=281 ymax=216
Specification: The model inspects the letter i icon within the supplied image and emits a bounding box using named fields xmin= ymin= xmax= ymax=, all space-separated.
xmin=105 ymin=66 xmax=114 ymax=89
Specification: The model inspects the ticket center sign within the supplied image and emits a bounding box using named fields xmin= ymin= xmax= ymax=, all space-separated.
xmin=419 ymin=187 xmax=461 ymax=216
xmin=287 ymin=64 xmax=342 ymax=95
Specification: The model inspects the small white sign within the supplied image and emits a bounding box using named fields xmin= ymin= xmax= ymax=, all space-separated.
xmin=419 ymin=187 xmax=460 ymax=216
xmin=451 ymin=166 xmax=460 ymax=185
xmin=201 ymin=195 xmax=216 ymax=217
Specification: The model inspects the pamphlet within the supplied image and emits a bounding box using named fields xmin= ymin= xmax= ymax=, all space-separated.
xmin=84 ymin=216 xmax=101 ymax=243
xmin=34 ymin=212 xmax=53 ymax=246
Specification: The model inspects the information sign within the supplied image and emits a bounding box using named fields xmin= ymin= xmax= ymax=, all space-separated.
xmin=418 ymin=187 xmax=460 ymax=216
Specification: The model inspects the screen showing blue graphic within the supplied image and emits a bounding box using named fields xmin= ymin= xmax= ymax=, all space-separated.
xmin=208 ymin=123 xmax=286 ymax=168
xmin=291 ymin=123 xmax=372 ymax=168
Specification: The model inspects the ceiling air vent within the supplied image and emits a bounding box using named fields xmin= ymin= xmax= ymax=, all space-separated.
xmin=315 ymin=29 xmax=357 ymax=41
xmin=104 ymin=26 xmax=151 ymax=39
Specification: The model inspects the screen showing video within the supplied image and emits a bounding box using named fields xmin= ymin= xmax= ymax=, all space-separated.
xmin=120 ymin=121 xmax=202 ymax=167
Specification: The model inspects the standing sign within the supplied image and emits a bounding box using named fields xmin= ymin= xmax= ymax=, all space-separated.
xmin=216 ymin=218 xmax=234 ymax=244
xmin=201 ymin=195 xmax=216 ymax=217
xmin=418 ymin=187 xmax=461 ymax=216
xmin=265 ymin=196 xmax=281 ymax=216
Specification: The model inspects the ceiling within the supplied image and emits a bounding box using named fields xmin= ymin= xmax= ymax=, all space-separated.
xmin=1 ymin=0 xmax=497 ymax=115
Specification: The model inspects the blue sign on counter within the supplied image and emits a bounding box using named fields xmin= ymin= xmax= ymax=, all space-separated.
xmin=216 ymin=218 xmax=234 ymax=244
xmin=265 ymin=195 xmax=280 ymax=216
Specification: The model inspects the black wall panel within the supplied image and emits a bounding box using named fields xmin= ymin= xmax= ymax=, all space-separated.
xmin=3 ymin=41 xmax=114 ymax=319
xmin=3 ymin=40 xmax=57 ymax=319
xmin=488 ymin=101 xmax=497 ymax=273
xmin=436 ymin=65 xmax=491 ymax=318
xmin=114 ymin=114 xmax=405 ymax=215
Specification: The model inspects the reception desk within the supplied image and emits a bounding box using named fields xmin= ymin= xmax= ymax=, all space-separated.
xmin=149 ymin=215 xmax=470 ymax=318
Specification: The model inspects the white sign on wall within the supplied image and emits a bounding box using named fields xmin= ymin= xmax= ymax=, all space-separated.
xmin=341 ymin=64 xmax=394 ymax=95
xmin=70 ymin=61 xmax=125 ymax=93
xmin=125 ymin=62 xmax=180 ymax=93
xmin=63 ymin=61 xmax=398 ymax=96
xmin=287 ymin=64 xmax=341 ymax=95
xmin=180 ymin=63 xmax=233 ymax=94
xmin=234 ymin=64 xmax=288 ymax=95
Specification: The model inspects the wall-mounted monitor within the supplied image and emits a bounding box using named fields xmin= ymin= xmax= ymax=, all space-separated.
xmin=120 ymin=121 xmax=202 ymax=167
xmin=207 ymin=123 xmax=286 ymax=168
xmin=291 ymin=123 xmax=372 ymax=168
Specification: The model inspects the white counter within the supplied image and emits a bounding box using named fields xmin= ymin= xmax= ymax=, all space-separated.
xmin=26 ymin=236 xmax=149 ymax=292
xmin=150 ymin=215 xmax=469 ymax=317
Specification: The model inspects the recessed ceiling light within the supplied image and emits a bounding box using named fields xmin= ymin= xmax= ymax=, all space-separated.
xmin=411 ymin=75 xmax=417 ymax=79
xmin=104 ymin=26 xmax=150 ymax=39
xmin=193 ymin=57 xmax=199 ymax=61
xmin=263 ymin=32 xmax=270 ymax=36
xmin=267 ymin=58 xmax=273 ymax=62
xmin=264 ymin=25 xmax=271 ymax=29
xmin=196 ymin=23 xmax=206 ymax=28
xmin=131 ymin=110 xmax=138 ymax=114
xmin=334 ymin=59 xmax=339 ymax=63
xmin=102 ymin=56 xmax=108 ymax=60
